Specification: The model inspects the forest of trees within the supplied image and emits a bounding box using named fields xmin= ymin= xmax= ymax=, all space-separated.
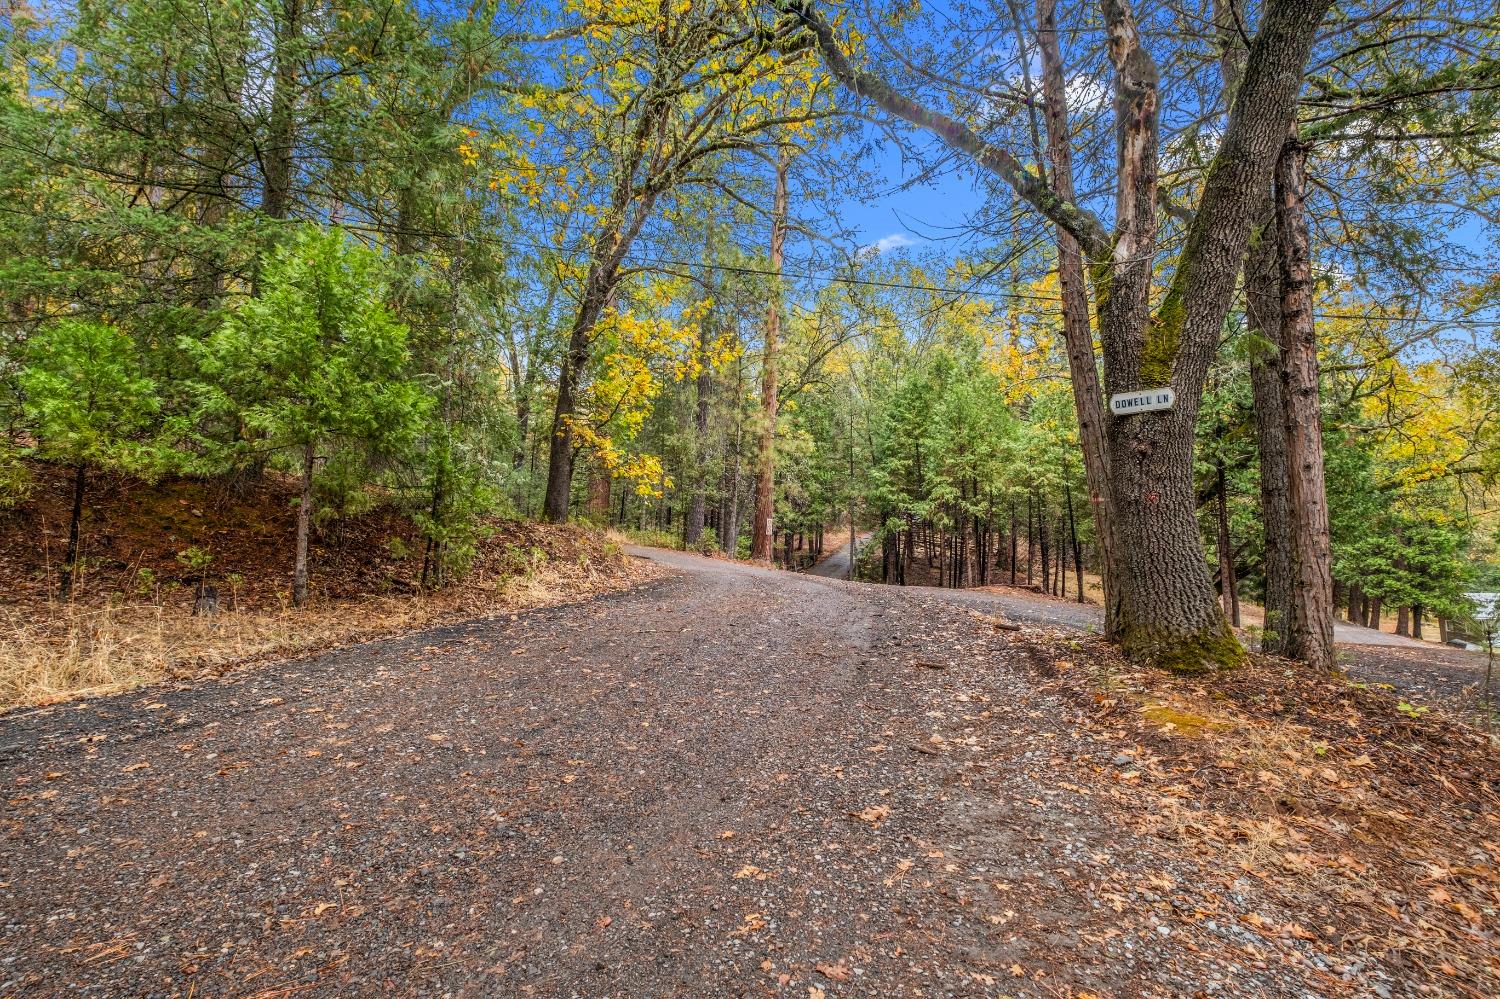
xmin=2 ymin=1 xmax=1498 ymax=670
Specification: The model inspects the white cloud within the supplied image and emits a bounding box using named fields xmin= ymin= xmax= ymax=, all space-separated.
xmin=870 ymin=232 xmax=919 ymax=254
xmin=1065 ymin=73 xmax=1111 ymax=115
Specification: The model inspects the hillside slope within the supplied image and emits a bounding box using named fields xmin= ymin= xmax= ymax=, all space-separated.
xmin=1 ymin=463 xmax=654 ymax=708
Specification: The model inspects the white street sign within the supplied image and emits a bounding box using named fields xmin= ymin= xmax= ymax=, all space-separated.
xmin=1109 ymin=387 xmax=1176 ymax=416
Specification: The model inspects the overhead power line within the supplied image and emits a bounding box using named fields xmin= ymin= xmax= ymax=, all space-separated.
xmin=5 ymin=205 xmax=1497 ymax=328
xmin=341 ymin=220 xmax=1500 ymax=327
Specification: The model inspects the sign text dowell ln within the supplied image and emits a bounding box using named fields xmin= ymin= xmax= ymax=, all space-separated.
xmin=1109 ymin=387 xmax=1176 ymax=416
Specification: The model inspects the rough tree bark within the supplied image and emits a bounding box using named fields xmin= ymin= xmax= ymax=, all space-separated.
xmin=260 ymin=0 xmax=302 ymax=226
xmin=1037 ymin=0 xmax=1118 ymax=638
xmin=684 ymin=305 xmax=715 ymax=547
xmin=1219 ymin=0 xmax=1296 ymax=657
xmin=750 ymin=144 xmax=790 ymax=561
xmin=1274 ymin=133 xmax=1336 ymax=670
xmin=1246 ymin=203 xmax=1295 ymax=654
xmin=789 ymin=0 xmax=1333 ymax=671
xmin=1094 ymin=0 xmax=1332 ymax=670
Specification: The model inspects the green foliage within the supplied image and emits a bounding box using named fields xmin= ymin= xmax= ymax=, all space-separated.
xmin=20 ymin=319 xmax=171 ymax=477
xmin=175 ymin=546 xmax=214 ymax=574
xmin=186 ymin=227 xmax=432 ymax=596
xmin=0 ymin=443 xmax=32 ymax=510
xmin=187 ymin=226 xmax=431 ymax=475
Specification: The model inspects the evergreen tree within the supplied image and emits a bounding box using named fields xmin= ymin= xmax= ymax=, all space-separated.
xmin=21 ymin=320 xmax=168 ymax=597
xmin=187 ymin=227 xmax=430 ymax=606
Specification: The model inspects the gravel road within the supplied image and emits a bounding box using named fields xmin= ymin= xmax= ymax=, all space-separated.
xmin=0 ymin=550 xmax=1428 ymax=997
xmin=806 ymin=534 xmax=869 ymax=581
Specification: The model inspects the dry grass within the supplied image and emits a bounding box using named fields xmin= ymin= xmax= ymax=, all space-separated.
xmin=0 ymin=526 xmax=660 ymax=711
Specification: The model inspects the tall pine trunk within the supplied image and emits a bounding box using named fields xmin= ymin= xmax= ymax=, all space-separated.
xmin=1247 ymin=204 xmax=1295 ymax=653
xmin=750 ymin=145 xmax=790 ymax=560
xmin=683 ymin=358 xmax=711 ymax=547
xmin=1037 ymin=0 xmax=1119 ymax=633
xmin=1274 ymin=134 xmax=1335 ymax=669
xmin=259 ymin=0 xmax=301 ymax=226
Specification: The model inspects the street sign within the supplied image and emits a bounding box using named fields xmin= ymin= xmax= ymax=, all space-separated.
xmin=1109 ymin=387 xmax=1175 ymax=416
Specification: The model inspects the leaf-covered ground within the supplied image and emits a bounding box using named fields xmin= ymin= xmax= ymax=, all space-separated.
xmin=2 ymin=549 xmax=1495 ymax=997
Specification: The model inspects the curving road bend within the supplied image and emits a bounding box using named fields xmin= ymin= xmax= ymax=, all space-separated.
xmin=0 ymin=548 xmax=1445 ymax=997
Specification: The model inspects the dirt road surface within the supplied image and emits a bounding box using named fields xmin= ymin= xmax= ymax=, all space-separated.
xmin=806 ymin=534 xmax=870 ymax=581
xmin=0 ymin=550 xmax=1448 ymax=997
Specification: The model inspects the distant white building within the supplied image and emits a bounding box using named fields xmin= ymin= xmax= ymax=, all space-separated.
xmin=1466 ymin=592 xmax=1500 ymax=623
xmin=1444 ymin=592 xmax=1499 ymax=649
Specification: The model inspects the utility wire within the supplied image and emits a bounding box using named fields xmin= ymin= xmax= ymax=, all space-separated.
xmin=4 ymin=205 xmax=1497 ymax=327
xmin=334 ymin=220 xmax=1500 ymax=326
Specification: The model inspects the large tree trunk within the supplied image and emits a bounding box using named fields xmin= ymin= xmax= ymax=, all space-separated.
xmin=586 ymin=464 xmax=612 ymax=522
xmin=1273 ymin=134 xmax=1335 ymax=670
xmin=1092 ymin=0 xmax=1237 ymax=671
xmin=1095 ymin=0 xmax=1331 ymax=671
xmin=750 ymin=144 xmax=790 ymax=561
xmin=1246 ymin=196 xmax=1295 ymax=654
xmin=260 ymin=0 xmax=302 ymax=225
xmin=542 ymin=258 xmax=621 ymax=522
xmin=541 ymin=309 xmax=591 ymax=522
xmin=293 ymin=443 xmax=314 ymax=608
xmin=542 ymin=177 xmax=658 ymax=523
xmin=790 ymin=0 xmax=1330 ymax=671
xmin=1037 ymin=0 xmax=1118 ymax=636
xmin=1219 ymin=0 xmax=1290 ymax=653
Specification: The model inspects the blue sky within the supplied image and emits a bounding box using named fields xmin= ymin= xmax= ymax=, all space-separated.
xmin=842 ymin=132 xmax=1495 ymax=295
xmin=839 ymin=143 xmax=986 ymax=257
